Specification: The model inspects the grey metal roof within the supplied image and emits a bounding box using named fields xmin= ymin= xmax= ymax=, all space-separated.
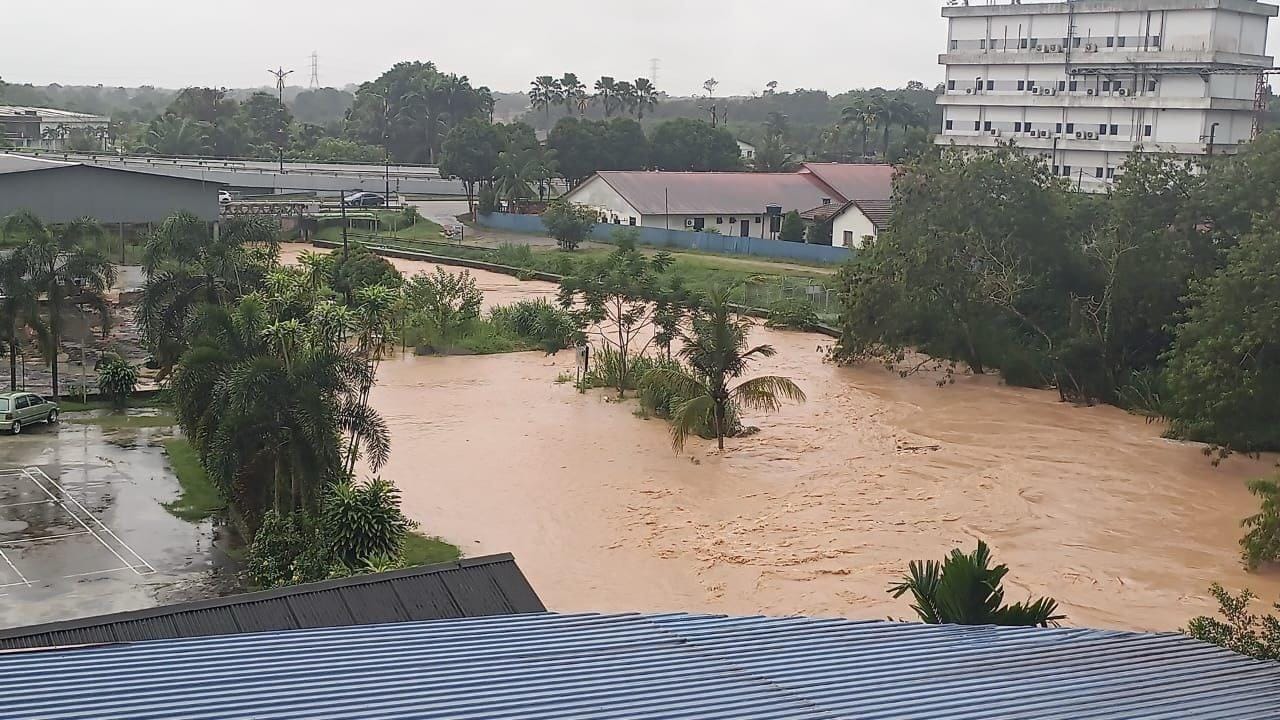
xmin=0 ymin=554 xmax=543 ymax=651
xmin=0 ymin=152 xmax=78 ymax=175
xmin=1 ymin=611 xmax=1276 ymax=719
xmin=0 ymin=105 xmax=108 ymax=122
xmin=586 ymin=171 xmax=839 ymax=215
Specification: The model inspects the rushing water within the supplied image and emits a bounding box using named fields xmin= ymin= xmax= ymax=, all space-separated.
xmin=285 ymin=244 xmax=1280 ymax=631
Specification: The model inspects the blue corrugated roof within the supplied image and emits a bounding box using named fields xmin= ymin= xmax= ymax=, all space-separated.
xmin=0 ymin=612 xmax=1277 ymax=719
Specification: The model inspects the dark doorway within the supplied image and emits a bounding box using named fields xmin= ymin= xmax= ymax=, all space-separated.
xmin=740 ymin=219 xmax=750 ymax=237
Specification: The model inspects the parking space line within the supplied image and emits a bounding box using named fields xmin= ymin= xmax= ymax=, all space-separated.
xmin=0 ymin=530 xmax=92 ymax=545
xmin=0 ymin=547 xmax=30 ymax=587
xmin=0 ymin=499 xmax=56 ymax=510
xmin=18 ymin=469 xmax=149 ymax=577
xmin=59 ymin=566 xmax=135 ymax=580
xmin=27 ymin=468 xmax=156 ymax=575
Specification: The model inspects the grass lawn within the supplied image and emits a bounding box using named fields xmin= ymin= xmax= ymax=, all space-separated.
xmin=67 ymin=412 xmax=177 ymax=429
xmin=315 ymin=210 xmax=446 ymax=244
xmin=403 ymin=532 xmax=462 ymax=566
xmin=161 ymin=437 xmax=226 ymax=522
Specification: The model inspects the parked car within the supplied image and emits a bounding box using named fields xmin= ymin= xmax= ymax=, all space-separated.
xmin=343 ymin=191 xmax=385 ymax=207
xmin=0 ymin=392 xmax=59 ymax=435
xmin=218 ymin=190 xmax=232 ymax=205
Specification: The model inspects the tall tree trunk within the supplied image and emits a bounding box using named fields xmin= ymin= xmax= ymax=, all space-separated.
xmin=714 ymin=400 xmax=725 ymax=451
xmin=8 ymin=318 xmax=16 ymax=391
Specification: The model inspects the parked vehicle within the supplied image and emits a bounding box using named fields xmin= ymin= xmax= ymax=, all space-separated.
xmin=218 ymin=190 xmax=232 ymax=205
xmin=0 ymin=393 xmax=59 ymax=435
xmin=343 ymin=191 xmax=385 ymax=207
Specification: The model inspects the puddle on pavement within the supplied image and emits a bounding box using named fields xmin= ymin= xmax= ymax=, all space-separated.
xmin=0 ymin=414 xmax=236 ymax=627
xmin=281 ymin=244 xmax=1280 ymax=633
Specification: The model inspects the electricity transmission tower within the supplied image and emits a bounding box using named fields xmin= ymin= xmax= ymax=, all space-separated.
xmin=309 ymin=52 xmax=320 ymax=89
xmin=269 ymin=66 xmax=294 ymax=101
xmin=650 ymin=58 xmax=660 ymax=85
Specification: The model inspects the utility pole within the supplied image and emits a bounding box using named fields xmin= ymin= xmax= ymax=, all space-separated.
xmin=268 ymin=66 xmax=294 ymax=173
xmin=340 ymin=190 xmax=349 ymax=259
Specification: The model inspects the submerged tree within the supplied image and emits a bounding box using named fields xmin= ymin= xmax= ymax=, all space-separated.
xmin=889 ymin=540 xmax=1064 ymax=627
xmin=1185 ymin=583 xmax=1280 ymax=661
xmin=640 ymin=287 xmax=806 ymax=451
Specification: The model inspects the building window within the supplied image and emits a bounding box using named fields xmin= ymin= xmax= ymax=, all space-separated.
xmin=1106 ymin=168 xmax=1116 ymax=179
xmin=1114 ymin=82 xmax=1123 ymax=92
xmin=974 ymin=121 xmax=981 ymax=131
xmin=715 ymin=217 xmax=723 ymax=224
xmin=1110 ymin=124 xmax=1119 ymax=135
xmin=948 ymin=80 xmax=956 ymax=90
xmin=843 ymin=230 xmax=854 ymax=245
xmin=1025 ymin=122 xmax=1032 ymax=132
xmin=1015 ymin=122 xmax=1023 ymax=132
xmin=1062 ymin=165 xmax=1072 ymax=177
xmin=1106 ymin=36 xmax=1115 ymax=48
xmin=986 ymin=80 xmax=995 ymax=90
xmin=1066 ymin=123 xmax=1075 ymax=133
xmin=1073 ymin=37 xmax=1082 ymax=48
xmin=1017 ymin=80 xmax=1026 ymax=91
xmin=1030 ymin=37 xmax=1038 ymax=47
xmin=983 ymin=121 xmax=992 ymax=131
xmin=1144 ymin=124 xmax=1152 ymax=137
xmin=950 ymin=40 xmax=959 ymax=50
xmin=1151 ymin=35 xmax=1161 ymax=48
xmin=1052 ymin=165 xmax=1060 ymax=175
xmin=1059 ymin=81 xmax=1067 ymax=91
xmin=1019 ymin=38 xmax=1029 ymax=49
xmin=1148 ymin=80 xmax=1158 ymax=92
xmin=1054 ymin=122 xmax=1061 ymax=133
xmin=1118 ymin=36 xmax=1126 ymax=47
xmin=980 ymin=39 xmax=987 ymax=49
xmin=629 ymin=217 xmax=636 ymax=226
xmin=1099 ymin=123 xmax=1108 ymax=135
xmin=1096 ymin=167 xmax=1104 ymax=178
xmin=692 ymin=217 xmax=705 ymax=230
xmin=755 ymin=216 xmax=762 ymax=223
xmin=945 ymin=119 xmax=953 ymax=130
xmin=1102 ymin=81 xmax=1111 ymax=91
xmin=1069 ymin=80 xmax=1079 ymax=91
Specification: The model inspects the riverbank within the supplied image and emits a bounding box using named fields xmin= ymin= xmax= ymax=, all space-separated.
xmin=284 ymin=243 xmax=1280 ymax=632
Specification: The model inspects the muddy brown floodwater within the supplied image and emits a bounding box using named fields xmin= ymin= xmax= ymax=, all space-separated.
xmin=283 ymin=243 xmax=1280 ymax=632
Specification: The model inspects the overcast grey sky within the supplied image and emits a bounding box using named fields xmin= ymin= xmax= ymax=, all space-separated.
xmin=1 ymin=0 xmax=953 ymax=95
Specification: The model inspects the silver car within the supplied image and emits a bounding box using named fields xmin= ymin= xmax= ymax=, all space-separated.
xmin=0 ymin=392 xmax=59 ymax=435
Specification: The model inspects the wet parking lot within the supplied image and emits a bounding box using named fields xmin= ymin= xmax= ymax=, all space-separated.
xmin=0 ymin=414 xmax=234 ymax=628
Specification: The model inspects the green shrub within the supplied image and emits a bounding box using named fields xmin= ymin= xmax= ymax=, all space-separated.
xmin=400 ymin=205 xmax=422 ymax=226
xmin=637 ymin=360 xmax=741 ymax=438
xmin=477 ymin=186 xmax=498 ymax=215
xmin=1242 ymin=477 xmax=1280 ymax=572
xmin=247 ymin=511 xmax=342 ymax=589
xmin=493 ymin=243 xmax=536 ymax=268
xmin=489 ymin=299 xmax=582 ymax=353
xmin=403 ymin=266 xmax=483 ymax=348
xmin=542 ymin=199 xmax=597 ymax=250
xmin=322 ymin=479 xmax=417 ymax=569
xmin=96 ymin=354 xmax=138 ymax=409
xmin=765 ymin=298 xmax=820 ymax=331
xmin=582 ymin=346 xmax=649 ymax=392
xmin=1185 ymin=583 xmax=1280 ymax=661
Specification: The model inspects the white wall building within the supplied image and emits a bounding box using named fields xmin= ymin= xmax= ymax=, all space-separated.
xmin=561 ymin=164 xmax=895 ymax=244
xmin=937 ymin=0 xmax=1277 ymax=189
xmin=0 ymin=106 xmax=110 ymax=151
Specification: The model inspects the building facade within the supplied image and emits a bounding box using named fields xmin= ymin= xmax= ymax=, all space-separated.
xmin=937 ymin=0 xmax=1277 ymax=189
xmin=0 ymin=106 xmax=110 ymax=150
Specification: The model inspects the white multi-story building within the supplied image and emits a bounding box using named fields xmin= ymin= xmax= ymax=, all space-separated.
xmin=937 ymin=0 xmax=1277 ymax=189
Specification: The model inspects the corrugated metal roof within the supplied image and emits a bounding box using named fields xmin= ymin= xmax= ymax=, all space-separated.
xmin=590 ymin=171 xmax=838 ymax=215
xmin=0 ymin=554 xmax=544 ymax=650
xmin=0 ymin=106 xmax=107 ymax=122
xmin=1 ymin=611 xmax=1276 ymax=719
xmin=0 ymin=152 xmax=79 ymax=175
xmin=800 ymin=162 xmax=896 ymax=202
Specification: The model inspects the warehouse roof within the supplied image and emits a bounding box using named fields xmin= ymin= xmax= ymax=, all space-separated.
xmin=0 ymin=153 xmax=77 ymax=175
xmin=1 ymin=611 xmax=1275 ymax=719
xmin=0 ymin=554 xmax=543 ymax=651
xmin=583 ymin=170 xmax=840 ymax=215
xmin=0 ymin=105 xmax=108 ymax=122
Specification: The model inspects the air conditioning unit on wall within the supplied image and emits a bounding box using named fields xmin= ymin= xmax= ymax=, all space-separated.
xmin=1087 ymin=88 xmax=1097 ymax=96
xmin=966 ymin=88 xmax=974 ymax=94
xmin=684 ymin=218 xmax=695 ymax=228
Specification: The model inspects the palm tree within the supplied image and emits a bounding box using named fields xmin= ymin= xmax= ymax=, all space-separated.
xmin=640 ymin=287 xmax=806 ymax=451
xmin=633 ymin=78 xmax=659 ymax=119
xmin=495 ymin=146 xmax=556 ymax=211
xmin=0 ymin=251 xmax=49 ymax=391
xmin=13 ymin=216 xmax=116 ymax=399
xmin=751 ymin=135 xmax=796 ymax=172
xmin=528 ymin=76 xmax=563 ymax=122
xmin=840 ymin=98 xmax=881 ymax=161
xmin=140 ymin=115 xmax=207 ymax=155
xmin=889 ymin=541 xmax=1065 ymax=627
xmin=593 ymin=76 xmax=619 ymax=117
xmin=139 ymin=212 xmax=277 ymax=374
xmin=614 ymin=81 xmax=638 ymax=117
xmin=560 ymin=73 xmax=587 ymax=116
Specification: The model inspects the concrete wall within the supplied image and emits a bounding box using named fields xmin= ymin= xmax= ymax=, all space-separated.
xmin=477 ymin=212 xmax=853 ymax=264
xmin=832 ymin=208 xmax=877 ymax=249
xmin=0 ymin=166 xmax=219 ymax=223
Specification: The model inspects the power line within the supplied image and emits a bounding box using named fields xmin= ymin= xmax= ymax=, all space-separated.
xmin=309 ymin=52 xmax=320 ymax=89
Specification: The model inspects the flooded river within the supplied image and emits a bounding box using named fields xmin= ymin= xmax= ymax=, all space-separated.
xmin=286 ymin=244 xmax=1280 ymax=631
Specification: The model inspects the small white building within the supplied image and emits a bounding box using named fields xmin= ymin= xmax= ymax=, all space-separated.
xmin=737 ymin=140 xmax=756 ymax=161
xmin=561 ymin=163 xmax=895 ymax=242
xmin=0 ymin=106 xmax=110 ymax=151
xmin=802 ymin=199 xmax=891 ymax=248
xmin=937 ymin=0 xmax=1278 ymax=189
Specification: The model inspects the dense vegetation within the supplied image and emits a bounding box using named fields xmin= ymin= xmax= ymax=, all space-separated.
xmin=834 ymin=137 xmax=1280 ymax=456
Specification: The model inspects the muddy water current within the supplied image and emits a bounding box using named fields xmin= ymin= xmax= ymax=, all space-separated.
xmin=285 ymin=244 xmax=1280 ymax=631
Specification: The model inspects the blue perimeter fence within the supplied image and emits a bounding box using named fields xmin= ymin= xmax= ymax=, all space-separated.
xmin=476 ymin=212 xmax=853 ymax=264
